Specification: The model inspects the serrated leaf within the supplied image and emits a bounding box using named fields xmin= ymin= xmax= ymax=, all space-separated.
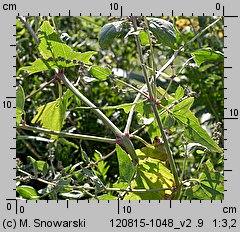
xmin=31 ymin=98 xmax=66 ymax=138
xmin=116 ymin=144 xmax=136 ymax=184
xmin=89 ymin=65 xmax=112 ymax=80
xmin=17 ymin=185 xmax=39 ymax=200
xmin=191 ymin=48 xmax=224 ymax=66
xmin=124 ymin=158 xmax=174 ymax=200
xmin=19 ymin=21 xmax=96 ymax=75
xmin=147 ymin=17 xmax=177 ymax=49
xmin=171 ymin=98 xmax=222 ymax=153
xmin=175 ymin=85 xmax=184 ymax=100
xmin=99 ymin=21 xmax=124 ymax=49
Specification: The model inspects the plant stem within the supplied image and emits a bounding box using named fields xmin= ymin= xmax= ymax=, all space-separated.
xmin=124 ymin=85 xmax=147 ymax=134
xmin=131 ymin=135 xmax=151 ymax=147
xmin=131 ymin=17 xmax=154 ymax=99
xmin=155 ymin=17 xmax=223 ymax=79
xmin=17 ymin=16 xmax=39 ymax=45
xmin=60 ymin=73 xmax=139 ymax=165
xmin=19 ymin=124 xmax=117 ymax=144
xmin=61 ymin=73 xmax=122 ymax=137
xmin=132 ymin=16 xmax=180 ymax=190
xmin=113 ymin=76 xmax=149 ymax=98
xmin=144 ymin=16 xmax=157 ymax=97
xmin=25 ymin=77 xmax=57 ymax=100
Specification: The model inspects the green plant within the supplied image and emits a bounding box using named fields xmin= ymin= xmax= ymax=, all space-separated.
xmin=16 ymin=16 xmax=224 ymax=200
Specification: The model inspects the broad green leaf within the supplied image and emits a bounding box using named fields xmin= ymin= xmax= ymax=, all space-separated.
xmin=20 ymin=21 xmax=96 ymax=75
xmin=174 ymin=85 xmax=184 ymax=100
xmin=124 ymin=158 xmax=174 ymax=200
xmin=136 ymin=144 xmax=167 ymax=161
xmin=147 ymin=17 xmax=177 ymax=49
xmin=191 ymin=48 xmax=224 ymax=66
xmin=171 ymin=98 xmax=222 ymax=153
xmin=16 ymin=85 xmax=25 ymax=109
xmin=89 ymin=65 xmax=112 ymax=80
xmin=184 ymin=160 xmax=223 ymax=200
xmin=17 ymin=185 xmax=39 ymax=200
xmin=116 ymin=144 xmax=136 ymax=184
xmin=99 ymin=21 xmax=124 ymax=49
xmin=31 ymin=98 xmax=66 ymax=138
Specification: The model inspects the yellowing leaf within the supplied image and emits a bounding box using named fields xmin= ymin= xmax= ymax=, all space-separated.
xmin=136 ymin=144 xmax=168 ymax=161
xmin=124 ymin=157 xmax=174 ymax=200
xmin=31 ymin=98 xmax=66 ymax=138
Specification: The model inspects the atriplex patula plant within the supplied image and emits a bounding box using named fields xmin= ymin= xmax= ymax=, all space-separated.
xmin=16 ymin=16 xmax=224 ymax=200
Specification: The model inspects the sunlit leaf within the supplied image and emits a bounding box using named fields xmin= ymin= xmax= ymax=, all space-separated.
xmin=89 ymin=65 xmax=112 ymax=80
xmin=171 ymin=98 xmax=222 ymax=153
xmin=17 ymin=185 xmax=39 ymax=200
xmin=175 ymin=85 xmax=184 ymax=100
xmin=19 ymin=21 xmax=96 ymax=75
xmin=124 ymin=158 xmax=174 ymax=200
xmin=31 ymin=98 xmax=66 ymax=138
xmin=191 ymin=48 xmax=224 ymax=66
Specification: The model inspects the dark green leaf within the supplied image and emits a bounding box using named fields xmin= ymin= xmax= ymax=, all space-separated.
xmin=116 ymin=144 xmax=136 ymax=184
xmin=147 ymin=17 xmax=177 ymax=49
xmin=17 ymin=185 xmax=39 ymax=199
xmin=82 ymin=169 xmax=105 ymax=193
xmin=99 ymin=21 xmax=124 ymax=49
xmin=16 ymin=85 xmax=25 ymax=109
xmin=89 ymin=65 xmax=112 ymax=80
xmin=191 ymin=48 xmax=224 ymax=66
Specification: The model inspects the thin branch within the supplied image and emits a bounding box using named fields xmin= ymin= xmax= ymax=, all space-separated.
xmin=60 ymin=72 xmax=139 ymax=164
xmin=16 ymin=131 xmax=42 ymax=160
xmin=19 ymin=124 xmax=116 ymax=144
xmin=17 ymin=16 xmax=39 ymax=44
xmin=113 ymin=76 xmax=149 ymax=98
xmin=124 ymin=85 xmax=147 ymax=134
xmin=25 ymin=76 xmax=57 ymax=100
xmin=131 ymin=17 xmax=180 ymax=191
xmin=131 ymin=135 xmax=151 ymax=147
xmin=155 ymin=16 xmax=223 ymax=78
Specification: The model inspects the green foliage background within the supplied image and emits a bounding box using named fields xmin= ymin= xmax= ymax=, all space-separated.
xmin=16 ymin=16 xmax=224 ymax=200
